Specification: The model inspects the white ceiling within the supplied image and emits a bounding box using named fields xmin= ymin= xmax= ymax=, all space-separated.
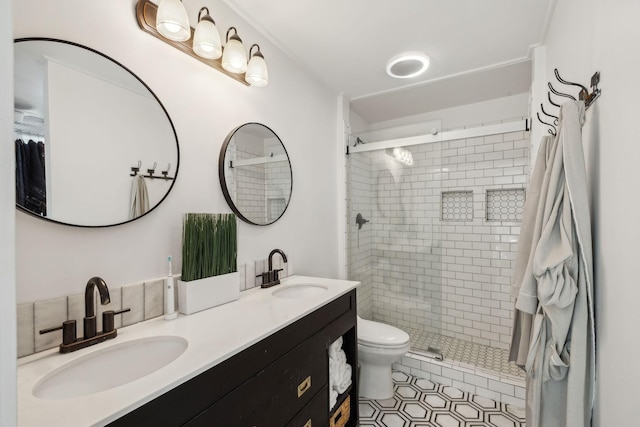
xmin=222 ymin=0 xmax=554 ymax=124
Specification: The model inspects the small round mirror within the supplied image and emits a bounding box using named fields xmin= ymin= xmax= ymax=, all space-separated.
xmin=219 ymin=123 xmax=292 ymax=225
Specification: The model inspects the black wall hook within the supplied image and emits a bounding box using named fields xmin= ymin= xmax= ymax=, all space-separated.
xmin=130 ymin=160 xmax=142 ymax=176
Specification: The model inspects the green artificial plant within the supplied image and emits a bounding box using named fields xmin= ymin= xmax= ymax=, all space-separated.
xmin=181 ymin=213 xmax=237 ymax=282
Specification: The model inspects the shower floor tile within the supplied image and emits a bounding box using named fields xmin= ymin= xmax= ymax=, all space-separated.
xmin=405 ymin=328 xmax=525 ymax=379
xmin=359 ymin=371 xmax=526 ymax=427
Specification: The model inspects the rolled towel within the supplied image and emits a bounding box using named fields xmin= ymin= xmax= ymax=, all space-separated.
xmin=336 ymin=349 xmax=347 ymax=365
xmin=329 ymin=389 xmax=338 ymax=410
xmin=335 ymin=364 xmax=352 ymax=394
xmin=329 ymin=337 xmax=343 ymax=358
xmin=336 ymin=360 xmax=349 ymax=385
xmin=328 ymin=356 xmax=337 ymax=388
xmin=332 ymin=360 xmax=342 ymax=386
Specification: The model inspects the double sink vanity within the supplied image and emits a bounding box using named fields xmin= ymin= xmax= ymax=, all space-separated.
xmin=18 ymin=276 xmax=359 ymax=427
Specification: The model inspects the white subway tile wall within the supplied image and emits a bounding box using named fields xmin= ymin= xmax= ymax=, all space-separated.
xmin=226 ymin=137 xmax=291 ymax=224
xmin=348 ymin=125 xmax=530 ymax=352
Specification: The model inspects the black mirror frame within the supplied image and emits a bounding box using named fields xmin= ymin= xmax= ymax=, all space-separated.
xmin=218 ymin=123 xmax=292 ymax=226
xmin=14 ymin=37 xmax=180 ymax=228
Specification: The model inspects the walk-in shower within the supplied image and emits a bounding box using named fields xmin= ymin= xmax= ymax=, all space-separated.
xmin=347 ymin=120 xmax=529 ymax=381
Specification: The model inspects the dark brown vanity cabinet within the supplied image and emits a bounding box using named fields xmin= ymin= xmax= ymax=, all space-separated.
xmin=109 ymin=290 xmax=358 ymax=427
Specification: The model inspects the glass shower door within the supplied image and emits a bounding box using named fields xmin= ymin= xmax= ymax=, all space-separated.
xmin=346 ymin=141 xmax=443 ymax=357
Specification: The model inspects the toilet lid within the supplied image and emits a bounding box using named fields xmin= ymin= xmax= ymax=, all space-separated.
xmin=358 ymin=317 xmax=410 ymax=348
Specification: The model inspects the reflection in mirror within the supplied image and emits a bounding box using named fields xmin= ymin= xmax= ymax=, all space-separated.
xmin=219 ymin=123 xmax=292 ymax=225
xmin=13 ymin=38 xmax=179 ymax=227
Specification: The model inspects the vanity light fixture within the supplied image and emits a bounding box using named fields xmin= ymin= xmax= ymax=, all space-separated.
xmin=245 ymin=44 xmax=268 ymax=87
xmin=155 ymin=0 xmax=191 ymax=42
xmin=136 ymin=0 xmax=268 ymax=87
xmin=222 ymin=27 xmax=248 ymax=74
xmin=386 ymin=51 xmax=430 ymax=79
xmin=192 ymin=7 xmax=222 ymax=59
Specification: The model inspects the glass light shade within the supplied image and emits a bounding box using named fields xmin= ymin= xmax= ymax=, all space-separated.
xmin=193 ymin=18 xmax=222 ymax=59
xmin=222 ymin=37 xmax=247 ymax=74
xmin=245 ymin=53 xmax=268 ymax=86
xmin=156 ymin=0 xmax=190 ymax=42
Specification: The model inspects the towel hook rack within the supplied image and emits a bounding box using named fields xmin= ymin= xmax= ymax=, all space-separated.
xmin=548 ymin=82 xmax=576 ymax=101
xmin=536 ymin=112 xmax=557 ymax=136
xmin=147 ymin=162 xmax=157 ymax=177
xmin=547 ymin=91 xmax=561 ymax=108
xmin=131 ymin=161 xmax=174 ymax=180
xmin=130 ymin=160 xmax=142 ymax=176
xmin=162 ymin=163 xmax=171 ymax=177
xmin=554 ymin=68 xmax=589 ymax=100
xmin=540 ymin=103 xmax=559 ymax=126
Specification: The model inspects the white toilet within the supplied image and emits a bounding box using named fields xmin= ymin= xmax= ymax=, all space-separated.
xmin=357 ymin=316 xmax=410 ymax=399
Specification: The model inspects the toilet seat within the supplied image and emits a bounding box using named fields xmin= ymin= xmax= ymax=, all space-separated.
xmin=358 ymin=317 xmax=410 ymax=349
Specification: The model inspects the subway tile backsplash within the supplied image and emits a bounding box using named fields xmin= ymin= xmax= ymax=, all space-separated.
xmin=16 ymin=258 xmax=290 ymax=358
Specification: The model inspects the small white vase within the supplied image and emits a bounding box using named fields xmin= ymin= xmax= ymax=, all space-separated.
xmin=177 ymin=271 xmax=240 ymax=315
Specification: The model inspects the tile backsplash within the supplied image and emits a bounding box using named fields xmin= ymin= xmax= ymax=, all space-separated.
xmin=17 ymin=259 xmax=290 ymax=358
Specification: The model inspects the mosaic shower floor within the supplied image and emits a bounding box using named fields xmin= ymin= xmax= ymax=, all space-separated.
xmin=404 ymin=328 xmax=525 ymax=379
xmin=359 ymin=371 xmax=526 ymax=427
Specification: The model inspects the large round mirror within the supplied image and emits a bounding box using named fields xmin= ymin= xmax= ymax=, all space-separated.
xmin=13 ymin=38 xmax=179 ymax=227
xmin=219 ymin=123 xmax=292 ymax=226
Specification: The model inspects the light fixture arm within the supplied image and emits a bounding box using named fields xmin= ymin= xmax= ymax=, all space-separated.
xmin=226 ymin=26 xmax=241 ymax=43
xmin=198 ymin=7 xmax=215 ymax=24
xmin=249 ymin=43 xmax=264 ymax=59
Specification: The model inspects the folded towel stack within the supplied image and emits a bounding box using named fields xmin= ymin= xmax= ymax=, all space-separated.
xmin=328 ymin=336 xmax=352 ymax=410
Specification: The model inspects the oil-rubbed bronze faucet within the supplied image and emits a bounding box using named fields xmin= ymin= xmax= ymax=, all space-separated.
xmin=84 ymin=276 xmax=110 ymax=339
xmin=257 ymin=249 xmax=288 ymax=288
xmin=39 ymin=277 xmax=130 ymax=353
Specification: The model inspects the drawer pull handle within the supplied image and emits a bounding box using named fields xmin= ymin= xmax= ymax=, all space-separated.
xmin=303 ymin=420 xmax=312 ymax=427
xmin=297 ymin=376 xmax=312 ymax=397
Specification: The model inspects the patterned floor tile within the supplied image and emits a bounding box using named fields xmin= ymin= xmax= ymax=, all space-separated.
xmin=359 ymin=372 xmax=526 ymax=427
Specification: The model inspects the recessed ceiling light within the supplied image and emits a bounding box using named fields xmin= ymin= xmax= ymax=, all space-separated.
xmin=386 ymin=51 xmax=430 ymax=79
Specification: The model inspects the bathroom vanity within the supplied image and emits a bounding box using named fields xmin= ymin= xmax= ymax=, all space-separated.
xmin=17 ymin=276 xmax=359 ymax=427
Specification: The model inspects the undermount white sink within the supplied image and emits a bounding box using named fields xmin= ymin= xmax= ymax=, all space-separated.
xmin=33 ymin=336 xmax=188 ymax=399
xmin=272 ymin=283 xmax=328 ymax=299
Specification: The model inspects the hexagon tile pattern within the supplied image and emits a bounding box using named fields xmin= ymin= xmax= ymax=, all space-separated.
xmin=359 ymin=372 xmax=525 ymax=427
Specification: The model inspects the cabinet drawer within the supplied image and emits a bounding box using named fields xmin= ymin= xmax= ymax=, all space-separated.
xmin=285 ymin=386 xmax=329 ymax=427
xmin=187 ymin=335 xmax=328 ymax=427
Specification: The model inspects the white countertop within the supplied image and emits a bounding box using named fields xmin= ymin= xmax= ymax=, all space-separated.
xmin=17 ymin=275 xmax=359 ymax=427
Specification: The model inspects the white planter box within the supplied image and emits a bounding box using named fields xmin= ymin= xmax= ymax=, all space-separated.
xmin=177 ymin=272 xmax=240 ymax=315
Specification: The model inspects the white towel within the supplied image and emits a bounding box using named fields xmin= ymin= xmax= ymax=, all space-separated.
xmin=335 ymin=364 xmax=352 ymax=394
xmin=328 ymin=355 xmax=337 ymax=388
xmin=329 ymin=337 xmax=343 ymax=358
xmin=129 ymin=175 xmax=149 ymax=219
xmin=329 ymin=389 xmax=338 ymax=410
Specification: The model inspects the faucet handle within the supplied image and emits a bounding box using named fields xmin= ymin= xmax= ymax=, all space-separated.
xmin=102 ymin=308 xmax=131 ymax=333
xmin=39 ymin=320 xmax=77 ymax=346
xmin=256 ymin=271 xmax=270 ymax=284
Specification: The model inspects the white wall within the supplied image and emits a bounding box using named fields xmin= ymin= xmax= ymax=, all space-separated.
xmin=0 ymin=0 xmax=16 ymax=423
xmin=537 ymin=0 xmax=640 ymax=424
xmin=353 ymin=93 xmax=530 ymax=134
xmin=14 ymin=0 xmax=341 ymax=303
